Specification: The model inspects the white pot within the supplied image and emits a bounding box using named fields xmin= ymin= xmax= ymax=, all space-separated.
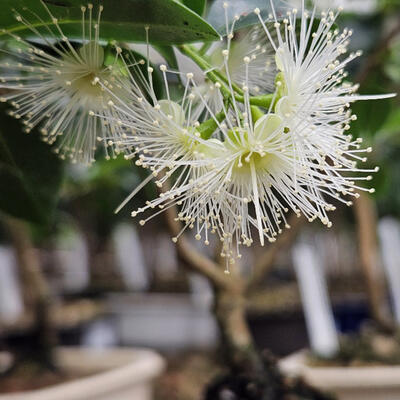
xmin=280 ymin=351 xmax=400 ymax=400
xmin=0 ymin=347 xmax=165 ymax=400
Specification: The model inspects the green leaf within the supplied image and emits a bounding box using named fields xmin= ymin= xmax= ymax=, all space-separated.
xmin=154 ymin=45 xmax=179 ymax=70
xmin=121 ymin=47 xmax=165 ymax=99
xmin=0 ymin=0 xmax=219 ymax=44
xmin=180 ymin=0 xmax=206 ymax=16
xmin=0 ymin=105 xmax=64 ymax=224
xmin=206 ymin=0 xmax=288 ymax=34
xmin=153 ymin=44 xmax=183 ymax=86
xmin=349 ymin=96 xmax=393 ymax=140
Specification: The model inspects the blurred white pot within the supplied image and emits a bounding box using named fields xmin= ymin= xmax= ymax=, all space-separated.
xmin=280 ymin=351 xmax=400 ymax=400
xmin=0 ymin=347 xmax=165 ymax=400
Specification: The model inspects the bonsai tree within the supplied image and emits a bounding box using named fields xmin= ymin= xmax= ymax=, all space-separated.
xmin=0 ymin=0 xmax=395 ymax=398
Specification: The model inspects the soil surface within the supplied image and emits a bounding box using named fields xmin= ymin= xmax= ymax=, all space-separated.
xmin=155 ymin=352 xmax=221 ymax=400
xmin=0 ymin=363 xmax=90 ymax=393
xmin=310 ymin=329 xmax=400 ymax=367
xmin=0 ymin=353 xmax=217 ymax=398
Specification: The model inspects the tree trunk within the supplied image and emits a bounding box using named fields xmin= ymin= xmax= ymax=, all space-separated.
xmin=163 ymin=188 xmax=329 ymax=398
xmin=4 ymin=216 xmax=57 ymax=368
xmin=208 ymin=284 xmax=285 ymax=399
xmin=214 ymin=286 xmax=263 ymax=374
xmin=354 ymin=192 xmax=393 ymax=331
xmin=79 ymin=225 xmax=124 ymax=292
xmin=208 ymin=284 xmax=332 ymax=400
xmin=85 ymin=231 xmax=113 ymax=290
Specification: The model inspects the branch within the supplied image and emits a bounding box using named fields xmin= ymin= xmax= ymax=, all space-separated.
xmin=246 ymin=214 xmax=304 ymax=293
xmin=163 ymin=203 xmax=235 ymax=291
xmin=350 ymin=19 xmax=400 ymax=332
xmin=354 ymin=192 xmax=394 ymax=332
xmin=3 ymin=215 xmax=58 ymax=365
xmin=4 ymin=216 xmax=49 ymax=305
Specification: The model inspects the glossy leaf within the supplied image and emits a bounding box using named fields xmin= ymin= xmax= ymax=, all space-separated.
xmin=0 ymin=0 xmax=219 ymax=44
xmin=180 ymin=0 xmax=206 ymax=16
xmin=154 ymin=45 xmax=179 ymax=70
xmin=0 ymin=105 xmax=64 ymax=224
xmin=206 ymin=0 xmax=288 ymax=34
xmin=122 ymin=47 xmax=165 ymax=99
xmin=350 ymin=95 xmax=393 ymax=139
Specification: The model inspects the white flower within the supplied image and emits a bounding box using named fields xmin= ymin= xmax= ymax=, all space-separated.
xmin=104 ymin=66 xmax=224 ymax=221
xmin=247 ymin=2 xmax=395 ymax=225
xmin=0 ymin=3 xmax=128 ymax=164
xmin=152 ymin=0 xmax=395 ymax=262
xmin=193 ymin=110 xmax=299 ymax=257
xmin=208 ymin=25 xmax=276 ymax=95
xmin=105 ymin=66 xmax=212 ymax=174
xmin=253 ymin=2 xmax=395 ymax=136
xmin=193 ymin=3 xmax=276 ymax=117
xmin=112 ymin=1 xmax=393 ymax=268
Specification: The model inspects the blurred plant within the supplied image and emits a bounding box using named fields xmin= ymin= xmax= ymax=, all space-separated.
xmin=60 ymin=155 xmax=153 ymax=290
xmin=0 ymin=4 xmax=130 ymax=165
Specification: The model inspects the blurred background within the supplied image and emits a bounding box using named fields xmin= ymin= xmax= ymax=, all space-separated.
xmin=0 ymin=0 xmax=400 ymax=399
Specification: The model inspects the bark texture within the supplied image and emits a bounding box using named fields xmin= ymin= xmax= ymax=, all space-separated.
xmin=5 ymin=216 xmax=57 ymax=368
xmin=354 ymin=192 xmax=393 ymax=331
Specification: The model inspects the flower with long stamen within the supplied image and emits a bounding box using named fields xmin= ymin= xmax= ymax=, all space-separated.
xmin=253 ymin=3 xmax=394 ymax=120
xmin=0 ymin=2 xmax=128 ymax=164
xmin=112 ymin=65 xmax=368 ymax=267
xmin=208 ymin=24 xmax=276 ymax=94
xmin=217 ymin=0 xmax=398 ymax=230
xmin=181 ymin=85 xmax=382 ymax=265
xmin=98 ymin=62 xmax=233 ymax=249
xmin=252 ymin=2 xmax=395 ymax=171
xmin=103 ymin=65 xmax=212 ymax=176
xmin=108 ymin=1 xmax=393 ymax=268
xmin=96 ymin=61 xmax=225 ymax=225
xmin=151 ymin=23 xmax=388 ymax=264
xmin=193 ymin=3 xmax=276 ymax=117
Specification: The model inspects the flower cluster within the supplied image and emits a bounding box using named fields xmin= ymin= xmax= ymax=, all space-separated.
xmin=0 ymin=3 xmax=128 ymax=164
xmin=0 ymin=1 xmax=393 ymax=269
